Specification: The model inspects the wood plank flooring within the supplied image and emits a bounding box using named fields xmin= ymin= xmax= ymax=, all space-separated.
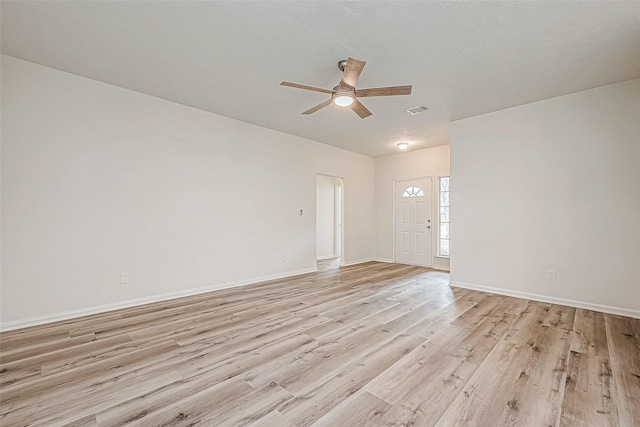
xmin=1 ymin=262 xmax=638 ymax=426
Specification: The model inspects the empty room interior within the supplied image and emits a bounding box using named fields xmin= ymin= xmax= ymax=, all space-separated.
xmin=1 ymin=1 xmax=639 ymax=426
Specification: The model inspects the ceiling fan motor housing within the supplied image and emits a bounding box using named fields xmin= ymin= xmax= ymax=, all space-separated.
xmin=333 ymin=84 xmax=355 ymax=99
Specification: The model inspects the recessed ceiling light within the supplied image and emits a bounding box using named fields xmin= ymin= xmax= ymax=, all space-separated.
xmin=397 ymin=142 xmax=409 ymax=150
xmin=406 ymin=106 xmax=428 ymax=115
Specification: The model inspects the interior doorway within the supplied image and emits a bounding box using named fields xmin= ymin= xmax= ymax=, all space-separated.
xmin=316 ymin=174 xmax=343 ymax=269
xmin=394 ymin=177 xmax=433 ymax=267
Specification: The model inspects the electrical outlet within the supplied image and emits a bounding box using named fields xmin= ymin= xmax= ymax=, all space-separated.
xmin=547 ymin=269 xmax=556 ymax=281
xmin=120 ymin=273 xmax=129 ymax=284
xmin=281 ymin=253 xmax=287 ymax=262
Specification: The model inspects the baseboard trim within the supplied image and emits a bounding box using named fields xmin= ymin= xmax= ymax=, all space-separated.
xmin=316 ymin=255 xmax=338 ymax=261
xmin=450 ymin=281 xmax=640 ymax=319
xmin=371 ymin=258 xmax=446 ymax=269
xmin=369 ymin=258 xmax=447 ymax=270
xmin=433 ymin=257 xmax=450 ymax=272
xmin=340 ymin=258 xmax=375 ymax=267
xmin=0 ymin=267 xmax=318 ymax=332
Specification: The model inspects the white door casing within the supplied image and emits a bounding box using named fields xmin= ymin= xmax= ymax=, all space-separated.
xmin=335 ymin=182 xmax=342 ymax=258
xmin=316 ymin=174 xmax=344 ymax=263
xmin=394 ymin=178 xmax=433 ymax=267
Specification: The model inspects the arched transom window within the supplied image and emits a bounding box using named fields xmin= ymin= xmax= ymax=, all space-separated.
xmin=402 ymin=186 xmax=424 ymax=197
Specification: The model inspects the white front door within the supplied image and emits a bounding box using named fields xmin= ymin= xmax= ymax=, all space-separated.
xmin=394 ymin=178 xmax=433 ymax=267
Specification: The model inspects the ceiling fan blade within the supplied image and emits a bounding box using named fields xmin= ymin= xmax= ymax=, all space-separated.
xmin=281 ymin=81 xmax=333 ymax=94
xmin=351 ymin=98 xmax=372 ymax=119
xmin=356 ymin=85 xmax=412 ymax=97
xmin=341 ymin=57 xmax=366 ymax=87
xmin=302 ymin=99 xmax=333 ymax=115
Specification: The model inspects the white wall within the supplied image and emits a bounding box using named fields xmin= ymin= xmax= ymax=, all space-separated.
xmin=316 ymin=175 xmax=336 ymax=259
xmin=0 ymin=56 xmax=375 ymax=327
xmin=374 ymin=145 xmax=450 ymax=265
xmin=451 ymin=78 xmax=640 ymax=316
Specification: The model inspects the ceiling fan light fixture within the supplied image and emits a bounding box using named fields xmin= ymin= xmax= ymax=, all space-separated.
xmin=281 ymin=57 xmax=411 ymax=119
xmin=397 ymin=142 xmax=409 ymax=150
xmin=334 ymin=94 xmax=354 ymax=107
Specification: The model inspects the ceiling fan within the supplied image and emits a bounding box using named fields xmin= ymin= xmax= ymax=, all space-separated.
xmin=280 ymin=57 xmax=412 ymax=119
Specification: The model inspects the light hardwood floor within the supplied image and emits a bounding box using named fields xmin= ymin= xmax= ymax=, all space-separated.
xmin=1 ymin=262 xmax=639 ymax=426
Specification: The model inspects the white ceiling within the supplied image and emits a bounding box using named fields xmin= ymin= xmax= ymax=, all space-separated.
xmin=2 ymin=1 xmax=639 ymax=157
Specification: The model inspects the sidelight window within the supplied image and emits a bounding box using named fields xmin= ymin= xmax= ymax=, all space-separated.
xmin=439 ymin=177 xmax=450 ymax=256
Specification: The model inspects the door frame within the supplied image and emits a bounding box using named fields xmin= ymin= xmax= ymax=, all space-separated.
xmin=334 ymin=181 xmax=342 ymax=259
xmin=316 ymin=173 xmax=345 ymax=266
xmin=392 ymin=176 xmax=435 ymax=267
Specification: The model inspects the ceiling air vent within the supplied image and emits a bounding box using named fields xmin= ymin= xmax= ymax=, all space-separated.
xmin=406 ymin=105 xmax=428 ymax=115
